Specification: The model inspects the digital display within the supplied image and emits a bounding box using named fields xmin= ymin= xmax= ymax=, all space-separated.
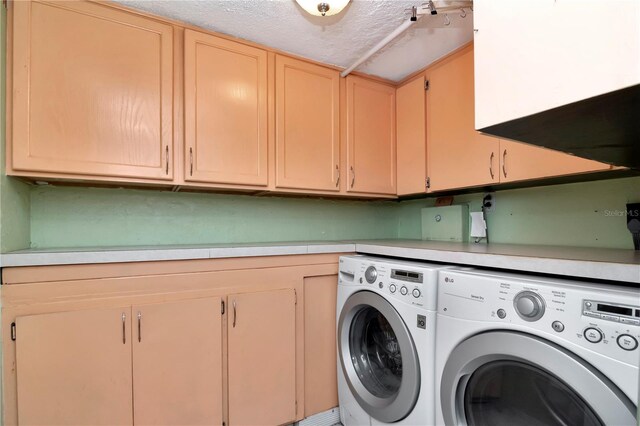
xmin=597 ymin=304 xmax=633 ymax=316
xmin=391 ymin=269 xmax=423 ymax=283
xmin=636 ymin=310 xmax=640 ymax=318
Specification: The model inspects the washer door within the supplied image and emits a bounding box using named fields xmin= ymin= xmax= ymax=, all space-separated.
xmin=338 ymin=291 xmax=420 ymax=423
xmin=441 ymin=331 xmax=637 ymax=426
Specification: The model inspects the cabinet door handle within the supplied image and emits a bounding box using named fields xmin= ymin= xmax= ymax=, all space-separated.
xmin=502 ymin=149 xmax=507 ymax=178
xmin=122 ymin=312 xmax=126 ymax=344
xmin=350 ymin=166 xmax=355 ymax=188
xmin=489 ymin=152 xmax=495 ymax=179
xmin=335 ymin=165 xmax=340 ymax=187
xmin=165 ymin=146 xmax=169 ymax=175
xmin=137 ymin=311 xmax=142 ymax=343
xmin=189 ymin=147 xmax=194 ymax=176
xmin=232 ymin=300 xmax=237 ymax=328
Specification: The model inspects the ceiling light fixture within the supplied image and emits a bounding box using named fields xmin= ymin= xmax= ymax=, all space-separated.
xmin=295 ymin=0 xmax=351 ymax=17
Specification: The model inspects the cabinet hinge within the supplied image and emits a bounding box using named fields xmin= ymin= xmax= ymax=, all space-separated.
xmin=11 ymin=322 xmax=16 ymax=341
xmin=426 ymin=177 xmax=431 ymax=189
xmin=425 ymin=80 xmax=430 ymax=91
xmin=294 ymin=289 xmax=297 ymax=305
xmin=221 ymin=300 xmax=225 ymax=315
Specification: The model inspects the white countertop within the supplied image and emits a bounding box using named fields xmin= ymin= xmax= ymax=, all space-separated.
xmin=1 ymin=240 xmax=638 ymax=284
xmin=356 ymin=240 xmax=640 ymax=284
xmin=0 ymin=242 xmax=356 ymax=267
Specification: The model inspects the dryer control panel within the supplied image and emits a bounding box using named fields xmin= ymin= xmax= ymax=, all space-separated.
xmin=438 ymin=268 xmax=640 ymax=366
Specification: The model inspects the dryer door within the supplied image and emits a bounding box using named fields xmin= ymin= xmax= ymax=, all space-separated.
xmin=338 ymin=291 xmax=420 ymax=423
xmin=440 ymin=331 xmax=637 ymax=426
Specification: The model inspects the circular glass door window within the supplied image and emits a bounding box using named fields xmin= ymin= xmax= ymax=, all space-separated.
xmin=464 ymin=360 xmax=603 ymax=426
xmin=349 ymin=306 xmax=402 ymax=399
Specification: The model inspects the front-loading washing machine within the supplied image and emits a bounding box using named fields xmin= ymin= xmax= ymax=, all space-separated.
xmin=337 ymin=255 xmax=451 ymax=426
xmin=435 ymin=268 xmax=639 ymax=426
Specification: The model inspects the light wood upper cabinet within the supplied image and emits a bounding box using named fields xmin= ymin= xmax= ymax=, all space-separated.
xmin=184 ymin=29 xmax=268 ymax=186
xmin=228 ymin=288 xmax=296 ymax=426
xmin=426 ymin=47 xmax=500 ymax=192
xmin=16 ymin=307 xmax=133 ymax=425
xmin=10 ymin=1 xmax=174 ymax=181
xmin=132 ymin=298 xmax=223 ymax=426
xmin=346 ymin=76 xmax=397 ymax=195
xmin=275 ymin=56 xmax=340 ymax=191
xmin=498 ymin=140 xmax=611 ymax=183
xmin=396 ymin=76 xmax=427 ymax=196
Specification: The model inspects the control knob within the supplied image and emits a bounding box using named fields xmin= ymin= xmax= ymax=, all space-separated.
xmin=412 ymin=288 xmax=421 ymax=298
xmin=513 ymin=291 xmax=545 ymax=321
xmin=400 ymin=286 xmax=408 ymax=296
xmin=364 ymin=266 xmax=377 ymax=284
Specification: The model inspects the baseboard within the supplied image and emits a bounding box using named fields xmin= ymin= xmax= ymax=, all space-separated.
xmin=295 ymin=407 xmax=341 ymax=426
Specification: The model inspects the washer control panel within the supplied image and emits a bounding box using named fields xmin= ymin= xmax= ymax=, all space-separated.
xmin=339 ymin=255 xmax=449 ymax=310
xmin=438 ymin=268 xmax=640 ymax=366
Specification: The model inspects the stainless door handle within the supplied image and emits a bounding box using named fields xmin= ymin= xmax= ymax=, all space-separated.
xmin=350 ymin=166 xmax=355 ymax=188
xmin=165 ymin=146 xmax=169 ymax=175
xmin=335 ymin=165 xmax=340 ymax=187
xmin=502 ymin=149 xmax=507 ymax=178
xmin=189 ymin=147 xmax=194 ymax=176
xmin=122 ymin=312 xmax=126 ymax=344
xmin=489 ymin=152 xmax=495 ymax=179
xmin=137 ymin=311 xmax=142 ymax=342
xmin=232 ymin=300 xmax=237 ymax=328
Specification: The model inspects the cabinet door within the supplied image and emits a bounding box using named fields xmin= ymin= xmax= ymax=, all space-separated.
xmin=276 ymin=56 xmax=340 ymax=191
xmin=185 ymin=30 xmax=268 ymax=186
xmin=499 ymin=140 xmax=611 ymax=183
xmin=11 ymin=1 xmax=173 ymax=181
xmin=228 ymin=289 xmax=296 ymax=426
xmin=132 ymin=298 xmax=223 ymax=425
xmin=346 ymin=76 xmax=396 ymax=195
xmin=304 ymin=275 xmax=339 ymax=417
xmin=426 ymin=47 xmax=500 ymax=192
xmin=16 ymin=307 xmax=133 ymax=425
xmin=396 ymin=76 xmax=427 ymax=196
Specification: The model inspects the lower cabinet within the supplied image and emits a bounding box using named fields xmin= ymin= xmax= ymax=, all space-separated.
xmin=228 ymin=289 xmax=297 ymax=426
xmin=13 ymin=291 xmax=296 ymax=426
xmin=303 ymin=275 xmax=339 ymax=415
xmin=16 ymin=307 xmax=134 ymax=426
xmin=16 ymin=299 xmax=223 ymax=426
xmin=5 ymin=256 xmax=341 ymax=426
xmin=132 ymin=298 xmax=223 ymax=425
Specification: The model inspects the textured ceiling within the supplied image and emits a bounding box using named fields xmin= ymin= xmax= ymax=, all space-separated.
xmin=114 ymin=0 xmax=474 ymax=82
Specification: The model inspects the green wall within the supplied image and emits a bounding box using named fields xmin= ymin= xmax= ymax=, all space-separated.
xmin=29 ymin=186 xmax=398 ymax=248
xmin=0 ymin=7 xmax=30 ymax=253
xmin=25 ymin=176 xmax=639 ymax=250
xmin=397 ymin=176 xmax=640 ymax=249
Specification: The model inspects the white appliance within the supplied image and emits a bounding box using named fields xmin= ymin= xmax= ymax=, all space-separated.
xmin=337 ymin=255 xmax=450 ymax=425
xmin=435 ymin=268 xmax=639 ymax=426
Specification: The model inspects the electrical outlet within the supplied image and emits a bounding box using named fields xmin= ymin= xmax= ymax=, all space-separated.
xmin=482 ymin=193 xmax=495 ymax=213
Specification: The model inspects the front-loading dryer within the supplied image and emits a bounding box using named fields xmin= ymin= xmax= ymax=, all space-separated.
xmin=435 ymin=268 xmax=639 ymax=426
xmin=337 ymin=255 xmax=451 ymax=426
